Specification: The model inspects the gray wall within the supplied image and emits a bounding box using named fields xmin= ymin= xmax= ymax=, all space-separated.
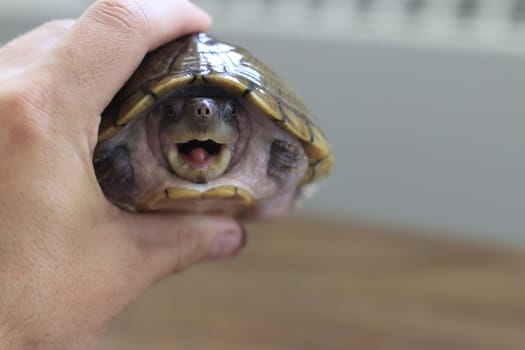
xmin=221 ymin=33 xmax=524 ymax=244
xmin=1 ymin=0 xmax=524 ymax=245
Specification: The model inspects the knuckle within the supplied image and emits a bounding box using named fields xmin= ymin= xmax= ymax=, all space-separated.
xmin=40 ymin=19 xmax=74 ymax=32
xmin=171 ymin=226 xmax=200 ymax=273
xmin=0 ymin=78 xmax=57 ymax=145
xmin=91 ymin=0 xmax=151 ymax=35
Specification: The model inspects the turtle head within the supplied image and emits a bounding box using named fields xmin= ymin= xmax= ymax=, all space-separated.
xmin=93 ymin=91 xmax=310 ymax=218
xmin=159 ymin=97 xmax=239 ymax=183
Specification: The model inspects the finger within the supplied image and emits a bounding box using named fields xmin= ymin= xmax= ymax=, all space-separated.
xmin=126 ymin=213 xmax=246 ymax=285
xmin=36 ymin=0 xmax=211 ymax=122
xmin=0 ymin=20 xmax=74 ymax=78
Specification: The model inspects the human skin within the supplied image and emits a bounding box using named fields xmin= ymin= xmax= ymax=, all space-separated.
xmin=0 ymin=1 xmax=245 ymax=349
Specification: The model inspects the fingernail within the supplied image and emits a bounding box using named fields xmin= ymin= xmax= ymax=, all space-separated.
xmin=211 ymin=225 xmax=247 ymax=260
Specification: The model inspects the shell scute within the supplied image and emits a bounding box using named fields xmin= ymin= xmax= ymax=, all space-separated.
xmin=100 ymin=33 xmax=333 ymax=183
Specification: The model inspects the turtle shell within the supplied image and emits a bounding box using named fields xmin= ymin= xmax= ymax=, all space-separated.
xmin=99 ymin=32 xmax=333 ymax=184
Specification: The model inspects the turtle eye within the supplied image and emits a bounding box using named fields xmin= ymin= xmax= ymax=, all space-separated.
xmin=163 ymin=100 xmax=183 ymax=121
xmin=222 ymin=100 xmax=237 ymax=124
xmin=166 ymin=104 xmax=177 ymax=118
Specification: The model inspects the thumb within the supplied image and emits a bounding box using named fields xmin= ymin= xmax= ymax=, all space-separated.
xmin=125 ymin=213 xmax=246 ymax=284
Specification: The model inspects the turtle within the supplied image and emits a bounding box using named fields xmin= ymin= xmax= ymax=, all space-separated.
xmin=93 ymin=32 xmax=333 ymax=218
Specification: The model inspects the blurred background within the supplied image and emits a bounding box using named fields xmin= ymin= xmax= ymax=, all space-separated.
xmin=1 ymin=0 xmax=523 ymax=245
xmin=1 ymin=1 xmax=525 ymax=349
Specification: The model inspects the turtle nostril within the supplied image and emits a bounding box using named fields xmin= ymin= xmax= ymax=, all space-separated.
xmin=195 ymin=105 xmax=208 ymax=117
xmin=192 ymin=99 xmax=218 ymax=125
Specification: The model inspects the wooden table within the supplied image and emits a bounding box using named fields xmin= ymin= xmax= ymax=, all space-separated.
xmin=98 ymin=216 xmax=525 ymax=350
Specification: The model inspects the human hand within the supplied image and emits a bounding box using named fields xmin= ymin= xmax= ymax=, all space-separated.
xmin=0 ymin=1 xmax=245 ymax=349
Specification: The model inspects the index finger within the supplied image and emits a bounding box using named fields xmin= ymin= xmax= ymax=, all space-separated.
xmin=37 ymin=0 xmax=211 ymax=119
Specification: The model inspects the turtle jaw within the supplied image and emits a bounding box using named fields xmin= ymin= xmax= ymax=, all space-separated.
xmin=165 ymin=140 xmax=234 ymax=183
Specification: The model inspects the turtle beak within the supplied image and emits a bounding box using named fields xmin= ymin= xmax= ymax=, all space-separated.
xmin=166 ymin=140 xmax=234 ymax=183
xmin=160 ymin=97 xmax=239 ymax=183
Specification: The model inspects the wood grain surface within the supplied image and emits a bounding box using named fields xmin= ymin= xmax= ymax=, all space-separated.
xmin=98 ymin=216 xmax=525 ymax=350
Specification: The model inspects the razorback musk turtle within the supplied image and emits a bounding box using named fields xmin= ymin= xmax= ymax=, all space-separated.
xmin=94 ymin=33 xmax=333 ymax=218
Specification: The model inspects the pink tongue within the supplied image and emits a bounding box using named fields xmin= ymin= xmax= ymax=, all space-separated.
xmin=186 ymin=148 xmax=212 ymax=169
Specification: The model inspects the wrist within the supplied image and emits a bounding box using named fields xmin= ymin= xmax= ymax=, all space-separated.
xmin=0 ymin=297 xmax=98 ymax=350
xmin=0 ymin=321 xmax=98 ymax=350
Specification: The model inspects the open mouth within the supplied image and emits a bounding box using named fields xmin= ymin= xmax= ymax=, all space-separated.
xmin=166 ymin=137 xmax=234 ymax=183
xmin=177 ymin=139 xmax=224 ymax=169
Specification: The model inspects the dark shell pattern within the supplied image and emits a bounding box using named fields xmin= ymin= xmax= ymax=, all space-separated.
xmin=99 ymin=33 xmax=333 ymax=184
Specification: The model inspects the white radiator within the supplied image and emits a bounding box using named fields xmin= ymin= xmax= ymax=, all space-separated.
xmin=195 ymin=0 xmax=525 ymax=53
